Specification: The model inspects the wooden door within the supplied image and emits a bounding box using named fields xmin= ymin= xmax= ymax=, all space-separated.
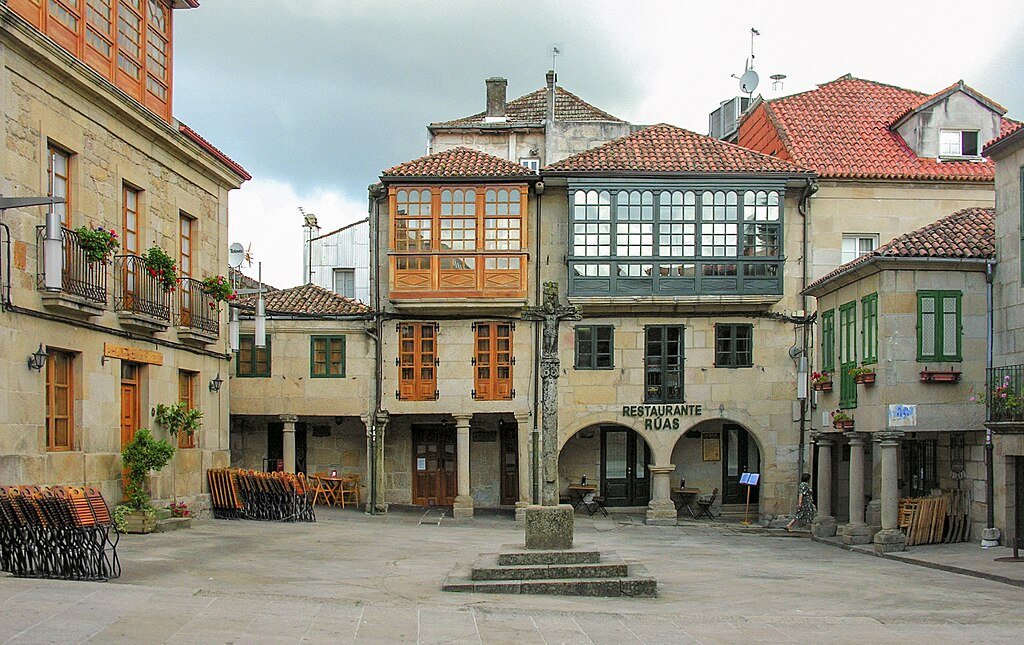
xmin=499 ymin=419 xmax=519 ymax=505
xmin=119 ymin=363 xmax=140 ymax=448
xmin=412 ymin=424 xmax=456 ymax=506
xmin=601 ymin=426 xmax=650 ymax=506
xmin=723 ymin=424 xmax=760 ymax=504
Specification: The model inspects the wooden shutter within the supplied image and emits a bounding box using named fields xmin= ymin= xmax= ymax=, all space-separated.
xmin=474 ymin=323 xmax=513 ymax=400
xmin=399 ymin=323 xmax=436 ymax=400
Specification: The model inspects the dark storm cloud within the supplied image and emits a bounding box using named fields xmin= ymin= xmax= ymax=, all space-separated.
xmin=172 ymin=1 xmax=642 ymax=196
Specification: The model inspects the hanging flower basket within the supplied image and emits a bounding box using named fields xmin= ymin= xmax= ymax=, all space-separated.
xmin=75 ymin=225 xmax=119 ymax=264
xmin=201 ymin=275 xmax=237 ymax=304
xmin=831 ymin=409 xmax=854 ymax=430
xmin=920 ymin=368 xmax=961 ymax=384
xmin=849 ymin=366 xmax=876 ymax=385
xmin=142 ymin=246 xmax=178 ymax=292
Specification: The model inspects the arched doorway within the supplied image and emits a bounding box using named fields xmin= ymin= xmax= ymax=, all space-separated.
xmin=560 ymin=424 xmax=652 ymax=507
xmin=671 ymin=420 xmax=762 ymax=509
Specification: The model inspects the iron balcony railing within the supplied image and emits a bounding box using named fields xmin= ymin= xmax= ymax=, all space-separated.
xmin=35 ymin=226 xmax=108 ymax=304
xmin=113 ymin=254 xmax=171 ymax=321
xmin=986 ymin=365 xmax=1024 ymax=423
xmin=177 ymin=277 xmax=220 ymax=335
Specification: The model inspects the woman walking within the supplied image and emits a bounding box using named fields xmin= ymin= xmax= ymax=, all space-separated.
xmin=786 ymin=473 xmax=816 ymax=532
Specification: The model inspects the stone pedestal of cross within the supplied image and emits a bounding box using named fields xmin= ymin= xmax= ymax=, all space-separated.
xmin=521 ymin=282 xmax=581 ymax=549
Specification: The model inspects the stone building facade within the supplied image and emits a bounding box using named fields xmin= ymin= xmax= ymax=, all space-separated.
xmin=804 ymin=207 xmax=994 ymax=550
xmin=227 ymin=283 xmax=374 ymax=501
xmin=984 ymin=124 xmax=1024 ymax=548
xmin=0 ymin=2 xmax=247 ymax=508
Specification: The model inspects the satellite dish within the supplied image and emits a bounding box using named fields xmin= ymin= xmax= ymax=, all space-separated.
xmin=740 ymin=69 xmax=759 ymax=94
xmin=228 ymin=242 xmax=246 ymax=269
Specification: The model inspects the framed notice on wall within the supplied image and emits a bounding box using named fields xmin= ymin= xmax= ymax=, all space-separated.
xmin=702 ymin=431 xmax=721 ymax=462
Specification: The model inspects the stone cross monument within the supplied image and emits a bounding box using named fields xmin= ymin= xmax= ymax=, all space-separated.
xmin=523 ymin=282 xmax=581 ymax=506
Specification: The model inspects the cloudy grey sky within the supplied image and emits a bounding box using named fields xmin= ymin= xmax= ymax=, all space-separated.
xmin=172 ymin=1 xmax=1024 ymax=286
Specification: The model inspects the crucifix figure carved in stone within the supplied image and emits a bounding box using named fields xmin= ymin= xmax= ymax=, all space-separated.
xmin=523 ymin=282 xmax=581 ymax=505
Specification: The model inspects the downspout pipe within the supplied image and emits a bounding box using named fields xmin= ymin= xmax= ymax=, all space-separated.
xmin=796 ymin=178 xmax=818 ymax=484
xmin=982 ymin=260 xmax=1000 ymax=547
xmin=532 ymin=182 xmax=544 ymax=505
xmin=366 ymin=184 xmax=386 ymax=516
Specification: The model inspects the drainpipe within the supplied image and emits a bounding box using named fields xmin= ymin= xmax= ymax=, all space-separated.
xmin=532 ymin=183 xmax=544 ymax=505
xmin=796 ymin=178 xmax=818 ymax=483
xmin=982 ymin=260 xmax=1000 ymax=547
xmin=366 ymin=184 xmax=386 ymax=516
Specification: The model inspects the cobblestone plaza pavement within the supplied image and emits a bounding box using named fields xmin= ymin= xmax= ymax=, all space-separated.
xmin=3 ymin=509 xmax=1024 ymax=644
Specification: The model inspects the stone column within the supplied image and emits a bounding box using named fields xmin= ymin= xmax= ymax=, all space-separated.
xmin=453 ymin=413 xmax=474 ymax=519
xmin=841 ymin=432 xmax=872 ymax=544
xmin=646 ymin=465 xmax=678 ymax=525
xmin=279 ymin=414 xmax=298 ymax=473
xmin=811 ymin=433 xmax=838 ymax=537
xmin=873 ymin=431 xmax=907 ymax=553
xmin=514 ymin=412 xmax=532 ymax=524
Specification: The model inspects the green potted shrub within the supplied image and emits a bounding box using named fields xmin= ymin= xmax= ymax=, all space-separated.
xmin=117 ymin=428 xmax=175 ymax=534
xmin=75 ymin=225 xmax=119 ymax=263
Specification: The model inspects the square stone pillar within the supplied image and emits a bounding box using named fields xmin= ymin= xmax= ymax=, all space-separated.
xmin=279 ymin=414 xmax=297 ymax=473
xmin=873 ymin=431 xmax=907 ymax=553
xmin=840 ymin=432 xmax=872 ymax=545
xmin=514 ymin=412 xmax=532 ymax=524
xmin=646 ymin=465 xmax=678 ymax=525
xmin=811 ymin=433 xmax=838 ymax=537
xmin=453 ymin=413 xmax=474 ymax=519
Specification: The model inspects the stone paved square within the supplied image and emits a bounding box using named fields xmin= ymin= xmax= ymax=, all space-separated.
xmin=3 ymin=509 xmax=1024 ymax=643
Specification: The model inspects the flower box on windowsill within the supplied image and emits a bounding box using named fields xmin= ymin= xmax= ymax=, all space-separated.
xmin=832 ymin=419 xmax=855 ymax=430
xmin=853 ymin=372 xmax=876 ymax=385
xmin=920 ymin=369 xmax=961 ymax=384
xmin=812 ymin=381 xmax=833 ymax=392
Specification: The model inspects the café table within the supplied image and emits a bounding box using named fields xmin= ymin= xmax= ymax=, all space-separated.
xmin=567 ymin=484 xmax=608 ymax=517
xmin=672 ymin=487 xmax=702 ymax=518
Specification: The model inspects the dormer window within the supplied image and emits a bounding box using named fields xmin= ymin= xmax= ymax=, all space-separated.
xmin=939 ymin=130 xmax=980 ymax=158
xmin=519 ymin=158 xmax=540 ymax=172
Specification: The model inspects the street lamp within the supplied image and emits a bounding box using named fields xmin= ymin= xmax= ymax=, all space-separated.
xmin=209 ymin=374 xmax=223 ymax=392
xmin=27 ymin=344 xmax=49 ymax=371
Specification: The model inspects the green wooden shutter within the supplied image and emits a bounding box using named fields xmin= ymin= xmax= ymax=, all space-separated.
xmin=820 ymin=310 xmax=835 ymax=373
xmin=839 ymin=301 xmax=857 ymax=409
xmin=861 ymin=293 xmax=878 ymax=365
xmin=918 ymin=291 xmax=961 ymax=362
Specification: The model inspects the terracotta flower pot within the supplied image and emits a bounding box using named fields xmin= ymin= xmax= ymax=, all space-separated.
xmin=853 ymin=372 xmax=876 ymax=385
xmin=813 ymin=381 xmax=833 ymax=392
xmin=832 ymin=419 xmax=854 ymax=430
xmin=920 ymin=370 xmax=961 ymax=384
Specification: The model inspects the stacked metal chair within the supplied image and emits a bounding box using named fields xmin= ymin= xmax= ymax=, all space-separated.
xmin=207 ymin=469 xmax=315 ymax=523
xmin=0 ymin=485 xmax=120 ymax=581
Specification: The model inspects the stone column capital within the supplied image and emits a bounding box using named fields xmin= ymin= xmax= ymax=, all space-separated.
xmin=845 ymin=431 xmax=866 ymax=445
xmin=513 ymin=411 xmax=532 ymax=424
xmin=812 ymin=431 xmax=836 ymax=445
xmin=452 ymin=413 xmax=473 ymax=428
xmin=874 ymin=430 xmax=905 ymax=445
xmin=279 ymin=414 xmax=298 ymax=425
xmin=648 ymin=465 xmax=676 ymax=476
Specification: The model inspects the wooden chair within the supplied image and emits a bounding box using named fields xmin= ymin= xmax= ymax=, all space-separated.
xmin=341 ymin=474 xmax=362 ymax=508
xmin=310 ymin=473 xmax=334 ymax=507
xmin=694 ymin=487 xmax=719 ymax=520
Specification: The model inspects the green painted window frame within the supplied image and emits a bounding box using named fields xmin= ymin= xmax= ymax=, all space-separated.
xmin=820 ymin=309 xmax=835 ymax=373
xmin=236 ymin=334 xmax=272 ymax=377
xmin=917 ymin=290 xmax=962 ymax=362
xmin=310 ymin=335 xmax=346 ymax=378
xmin=574 ymin=325 xmax=614 ymax=370
xmin=714 ymin=323 xmax=753 ymax=368
xmin=839 ymin=301 xmax=857 ymax=409
xmin=1019 ymin=166 xmax=1024 ymax=283
xmin=861 ymin=292 xmax=878 ymax=365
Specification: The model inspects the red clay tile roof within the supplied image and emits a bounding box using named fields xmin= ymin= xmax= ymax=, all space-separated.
xmin=805 ymin=206 xmax=994 ymax=293
xmin=755 ymin=75 xmax=1001 ymax=182
xmin=178 ymin=123 xmax=251 ymax=181
xmin=236 ymin=283 xmax=369 ymax=316
xmin=544 ymin=123 xmax=811 ymax=174
xmin=381 ymin=146 xmax=537 ymax=179
xmin=229 ymin=268 xmax=275 ymax=293
xmin=984 ymin=120 xmax=1024 ymax=155
xmin=431 ymin=86 xmax=624 ymax=127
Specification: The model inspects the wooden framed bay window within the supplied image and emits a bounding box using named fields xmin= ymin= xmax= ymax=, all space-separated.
xmin=473 ymin=322 xmax=513 ymax=400
xmin=398 ymin=323 xmax=437 ymax=400
xmin=389 ymin=185 xmax=528 ymax=298
xmin=45 ymin=349 xmax=76 ymax=451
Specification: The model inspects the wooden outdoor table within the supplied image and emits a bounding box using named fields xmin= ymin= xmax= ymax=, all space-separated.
xmin=672 ymin=487 xmax=701 ymax=518
xmin=568 ymin=484 xmax=608 ymax=517
xmin=317 ymin=476 xmax=351 ymax=507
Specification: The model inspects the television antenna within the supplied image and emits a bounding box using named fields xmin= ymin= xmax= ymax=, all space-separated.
xmin=731 ymin=27 xmax=760 ymax=96
xmin=549 ymin=42 xmax=563 ymax=74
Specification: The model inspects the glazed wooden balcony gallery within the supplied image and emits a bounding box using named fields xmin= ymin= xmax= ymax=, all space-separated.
xmin=388 ymin=186 xmax=528 ymax=300
xmin=9 ymin=0 xmax=175 ymax=122
xmin=566 ymin=184 xmax=786 ymax=298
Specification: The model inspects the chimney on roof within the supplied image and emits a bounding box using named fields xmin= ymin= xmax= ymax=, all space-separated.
xmin=484 ymin=77 xmax=507 ymax=123
xmin=546 ymin=70 xmax=557 ymax=124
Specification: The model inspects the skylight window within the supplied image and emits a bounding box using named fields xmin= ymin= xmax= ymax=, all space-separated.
xmin=939 ymin=130 xmax=980 ymax=158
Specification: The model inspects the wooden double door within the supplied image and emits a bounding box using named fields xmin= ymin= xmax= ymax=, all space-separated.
xmin=601 ymin=426 xmax=651 ymax=507
xmin=722 ymin=423 xmax=760 ymax=504
xmin=412 ymin=424 xmax=457 ymax=506
xmin=120 ymin=363 xmax=141 ymax=448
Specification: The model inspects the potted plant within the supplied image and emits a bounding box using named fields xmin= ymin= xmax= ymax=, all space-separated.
xmin=155 ymin=402 xmax=203 ymax=442
xmin=169 ymin=501 xmax=191 ymax=518
xmin=200 ymin=275 xmax=237 ymax=309
xmin=831 ymin=409 xmax=854 ymax=430
xmin=990 ymin=375 xmax=1024 ymax=419
xmin=118 ymin=428 xmax=175 ymax=534
xmin=811 ymin=371 xmax=833 ymax=392
xmin=142 ymin=246 xmax=178 ymax=292
xmin=920 ymin=366 xmax=962 ymax=384
xmin=74 ymin=225 xmax=119 ymax=263
xmin=849 ymin=366 xmax=876 ymax=385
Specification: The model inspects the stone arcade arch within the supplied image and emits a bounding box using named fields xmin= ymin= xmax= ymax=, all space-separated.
xmin=559 ymin=423 xmax=656 ymax=508
xmin=671 ymin=419 xmax=765 ymax=515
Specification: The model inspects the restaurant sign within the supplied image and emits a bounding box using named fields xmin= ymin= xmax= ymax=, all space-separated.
xmin=621 ymin=404 xmax=704 ymax=430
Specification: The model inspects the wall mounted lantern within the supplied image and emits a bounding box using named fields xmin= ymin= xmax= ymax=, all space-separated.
xmin=27 ymin=343 xmax=49 ymax=371
xmin=209 ymin=373 xmax=224 ymax=392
